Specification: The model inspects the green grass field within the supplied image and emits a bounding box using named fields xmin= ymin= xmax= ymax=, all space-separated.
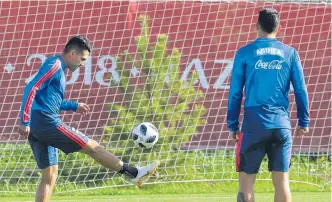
xmin=1 ymin=145 xmax=330 ymax=201
xmin=3 ymin=193 xmax=331 ymax=202
xmin=2 ymin=181 xmax=331 ymax=202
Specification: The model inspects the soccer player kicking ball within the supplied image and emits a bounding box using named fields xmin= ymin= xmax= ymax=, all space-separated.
xmin=227 ymin=9 xmax=309 ymax=202
xmin=18 ymin=36 xmax=159 ymax=202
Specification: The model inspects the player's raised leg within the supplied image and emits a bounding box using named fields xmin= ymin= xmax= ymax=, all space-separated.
xmin=54 ymin=123 xmax=159 ymax=187
xmin=80 ymin=138 xmax=159 ymax=187
xmin=79 ymin=138 xmax=124 ymax=171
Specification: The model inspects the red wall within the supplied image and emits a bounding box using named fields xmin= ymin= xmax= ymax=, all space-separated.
xmin=0 ymin=1 xmax=330 ymax=153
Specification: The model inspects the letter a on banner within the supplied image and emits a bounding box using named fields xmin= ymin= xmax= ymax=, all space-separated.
xmin=180 ymin=59 xmax=209 ymax=89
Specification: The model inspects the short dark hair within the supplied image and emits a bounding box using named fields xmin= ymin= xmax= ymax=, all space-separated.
xmin=258 ymin=8 xmax=280 ymax=34
xmin=63 ymin=36 xmax=92 ymax=54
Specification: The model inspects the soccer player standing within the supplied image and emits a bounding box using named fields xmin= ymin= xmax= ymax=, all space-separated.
xmin=227 ymin=9 xmax=309 ymax=202
xmin=18 ymin=36 xmax=159 ymax=202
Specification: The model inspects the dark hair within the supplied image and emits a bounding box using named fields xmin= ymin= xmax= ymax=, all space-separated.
xmin=63 ymin=36 xmax=92 ymax=54
xmin=258 ymin=8 xmax=280 ymax=34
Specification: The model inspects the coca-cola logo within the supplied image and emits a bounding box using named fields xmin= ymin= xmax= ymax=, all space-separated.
xmin=255 ymin=60 xmax=284 ymax=70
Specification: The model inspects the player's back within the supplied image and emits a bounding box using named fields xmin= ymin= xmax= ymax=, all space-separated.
xmin=238 ymin=38 xmax=298 ymax=131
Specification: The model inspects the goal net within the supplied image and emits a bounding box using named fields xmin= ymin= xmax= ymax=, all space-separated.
xmin=0 ymin=0 xmax=330 ymax=194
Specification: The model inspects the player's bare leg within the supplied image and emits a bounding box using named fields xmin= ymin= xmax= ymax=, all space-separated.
xmin=80 ymin=139 xmax=123 ymax=171
xmin=35 ymin=165 xmax=58 ymax=202
xmin=238 ymin=172 xmax=256 ymax=202
xmin=272 ymin=171 xmax=291 ymax=202
xmin=80 ymin=138 xmax=159 ymax=187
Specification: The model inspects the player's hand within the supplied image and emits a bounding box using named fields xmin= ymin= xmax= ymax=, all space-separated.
xmin=229 ymin=130 xmax=241 ymax=143
xmin=294 ymin=126 xmax=309 ymax=137
xmin=76 ymin=103 xmax=90 ymax=116
xmin=18 ymin=125 xmax=30 ymax=137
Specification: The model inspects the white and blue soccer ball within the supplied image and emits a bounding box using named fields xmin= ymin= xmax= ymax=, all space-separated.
xmin=132 ymin=122 xmax=159 ymax=149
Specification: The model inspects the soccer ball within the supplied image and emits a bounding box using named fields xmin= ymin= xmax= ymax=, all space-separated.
xmin=132 ymin=122 xmax=159 ymax=149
